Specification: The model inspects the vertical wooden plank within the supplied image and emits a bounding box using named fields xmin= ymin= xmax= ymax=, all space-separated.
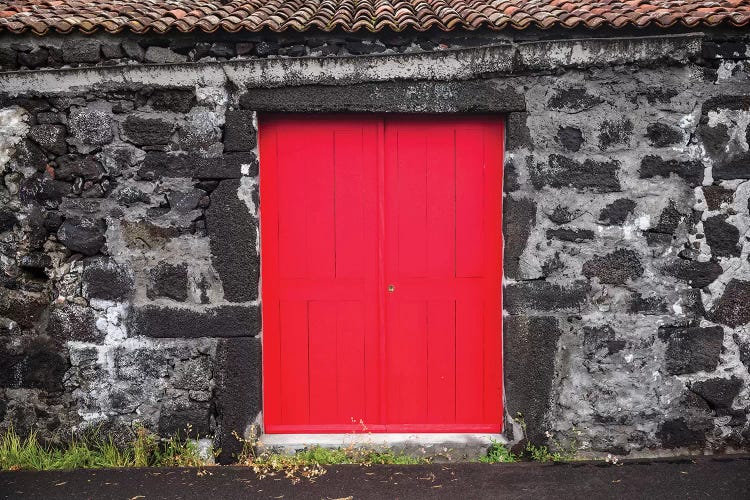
xmin=366 ymin=120 xmax=383 ymax=427
xmin=337 ymin=301 xmax=366 ymax=425
xmin=387 ymin=300 xmax=428 ymax=423
xmin=308 ymin=301 xmax=338 ymax=424
xmin=334 ymin=129 xmax=365 ymax=279
xmin=279 ymin=300 xmax=310 ymax=424
xmin=455 ymin=299 xmax=484 ymax=424
xmin=396 ymin=127 xmax=428 ymax=278
xmin=276 ymin=127 xmax=308 ymax=279
xmin=482 ymin=120 xmax=504 ymax=425
xmin=426 ymin=127 xmax=456 ymax=278
xmin=382 ymin=121 xmax=397 ymax=427
xmin=455 ymin=127 xmax=485 ymax=278
xmin=306 ymin=128 xmax=336 ymax=279
xmin=258 ymin=118 xmax=282 ymax=429
xmin=425 ymin=125 xmax=457 ymax=424
xmin=427 ymin=299 xmax=456 ymax=424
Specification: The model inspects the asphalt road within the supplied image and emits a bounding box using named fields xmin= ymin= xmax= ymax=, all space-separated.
xmin=1 ymin=456 xmax=749 ymax=499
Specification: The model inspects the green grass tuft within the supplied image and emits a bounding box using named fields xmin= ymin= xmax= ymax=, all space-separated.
xmin=0 ymin=426 xmax=206 ymax=471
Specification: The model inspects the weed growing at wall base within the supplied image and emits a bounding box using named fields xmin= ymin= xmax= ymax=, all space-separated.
xmin=479 ymin=439 xmax=518 ymax=463
xmin=0 ymin=426 xmax=206 ymax=471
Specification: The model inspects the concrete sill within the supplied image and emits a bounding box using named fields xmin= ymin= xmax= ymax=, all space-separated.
xmin=258 ymin=433 xmax=505 ymax=460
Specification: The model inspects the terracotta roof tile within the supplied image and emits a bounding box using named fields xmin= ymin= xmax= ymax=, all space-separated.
xmin=0 ymin=0 xmax=749 ymax=35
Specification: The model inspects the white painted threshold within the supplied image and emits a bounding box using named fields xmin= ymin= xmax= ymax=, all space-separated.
xmin=258 ymin=433 xmax=505 ymax=451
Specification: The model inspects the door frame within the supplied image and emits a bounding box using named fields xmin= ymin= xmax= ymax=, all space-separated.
xmin=258 ymin=113 xmax=505 ymax=434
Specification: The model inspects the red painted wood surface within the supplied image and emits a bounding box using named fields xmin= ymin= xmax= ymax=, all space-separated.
xmin=260 ymin=115 xmax=503 ymax=433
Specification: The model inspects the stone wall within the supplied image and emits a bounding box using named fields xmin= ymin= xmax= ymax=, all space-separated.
xmin=0 ymin=27 xmax=749 ymax=461
xmin=503 ymin=36 xmax=750 ymax=454
xmin=0 ymin=83 xmax=260 ymax=462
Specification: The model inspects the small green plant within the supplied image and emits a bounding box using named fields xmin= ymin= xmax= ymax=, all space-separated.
xmin=0 ymin=425 xmax=206 ymax=471
xmin=133 ymin=425 xmax=157 ymax=467
xmin=479 ymin=439 xmax=517 ymax=463
xmin=525 ymin=442 xmax=564 ymax=463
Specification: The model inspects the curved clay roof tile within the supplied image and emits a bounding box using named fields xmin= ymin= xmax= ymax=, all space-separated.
xmin=1 ymin=0 xmax=750 ymax=33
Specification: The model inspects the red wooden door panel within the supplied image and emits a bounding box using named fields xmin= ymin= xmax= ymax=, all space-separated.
xmin=260 ymin=116 xmax=380 ymax=432
xmin=383 ymin=117 xmax=503 ymax=432
xmin=260 ymin=115 xmax=503 ymax=434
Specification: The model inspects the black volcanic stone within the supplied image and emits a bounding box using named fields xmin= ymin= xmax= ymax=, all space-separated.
xmin=690 ymin=377 xmax=743 ymax=410
xmin=710 ymin=279 xmax=750 ymax=327
xmin=663 ymin=260 xmax=722 ymax=289
xmin=703 ymin=215 xmax=740 ymax=258
xmin=583 ymin=249 xmax=643 ymax=285
xmin=57 ymin=217 xmax=107 ymax=256
xmin=599 ymin=198 xmax=636 ymax=225
xmin=81 ymin=256 xmax=134 ymax=301
xmin=660 ymin=325 xmax=724 ymax=375
xmin=147 ymin=262 xmax=189 ymax=302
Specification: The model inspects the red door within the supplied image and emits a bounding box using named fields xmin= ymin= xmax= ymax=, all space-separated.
xmin=260 ymin=115 xmax=503 ymax=433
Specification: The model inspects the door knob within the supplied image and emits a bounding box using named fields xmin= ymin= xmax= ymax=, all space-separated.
xmin=388 ymin=285 xmax=395 ymax=293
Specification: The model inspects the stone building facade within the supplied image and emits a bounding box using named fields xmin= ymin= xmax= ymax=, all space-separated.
xmin=1 ymin=3 xmax=750 ymax=462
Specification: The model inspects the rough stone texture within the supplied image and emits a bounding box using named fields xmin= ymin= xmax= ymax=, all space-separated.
xmin=205 ymin=180 xmax=259 ymax=303
xmin=46 ymin=304 xmax=102 ymax=343
xmin=239 ymin=80 xmax=525 ymax=113
xmin=0 ymin=290 xmax=48 ymax=329
xmin=223 ymin=110 xmax=257 ymax=152
xmin=583 ymin=325 xmax=626 ymax=355
xmin=546 ymin=228 xmax=594 ymax=242
xmin=121 ymin=115 xmax=175 ymax=146
xmin=504 ymin=281 xmax=588 ymax=314
xmin=68 ymin=108 xmax=114 ymax=148
xmin=599 ymin=198 xmax=636 ymax=225
xmin=582 ymin=249 xmax=644 ymax=285
xmin=147 ymin=262 xmax=189 ymax=302
xmin=55 ymin=155 xmax=105 ymax=182
xmin=663 ymin=260 xmax=722 ymax=289
xmin=690 ymin=377 xmax=743 ymax=410
xmin=531 ymin=155 xmax=621 ymax=192
xmin=57 ymin=217 xmax=107 ymax=256
xmin=702 ymin=185 xmax=734 ymax=211
xmin=81 ymin=257 xmax=134 ymax=301
xmin=657 ymin=418 xmax=708 ymax=449
xmin=215 ymin=337 xmax=261 ymax=464
xmin=136 ymin=151 xmax=253 ymax=180
xmin=557 ymin=126 xmax=583 ymax=152
xmin=29 ymin=124 xmax=67 ymax=155
xmin=504 ymin=316 xmax=561 ymax=444
xmin=157 ymin=400 xmax=212 ymax=436
xmin=598 ymin=118 xmax=633 ymax=150
xmin=128 ymin=305 xmax=261 ymax=338
xmin=150 ymin=88 xmax=195 ymax=113
xmin=703 ymin=215 xmax=741 ymax=258
xmin=0 ymin=338 xmax=67 ymax=392
xmin=503 ymin=197 xmax=536 ymax=279
xmin=144 ymin=46 xmax=187 ymax=64
xmin=639 ymin=156 xmax=704 ymax=186
xmin=61 ymin=39 xmax=100 ymax=64
xmin=660 ymin=326 xmax=724 ymax=375
xmin=710 ymin=280 xmax=750 ymax=327
xmin=646 ymin=122 xmax=683 ymax=147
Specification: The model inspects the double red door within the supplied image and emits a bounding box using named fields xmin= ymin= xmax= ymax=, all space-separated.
xmin=260 ymin=115 xmax=503 ymax=433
